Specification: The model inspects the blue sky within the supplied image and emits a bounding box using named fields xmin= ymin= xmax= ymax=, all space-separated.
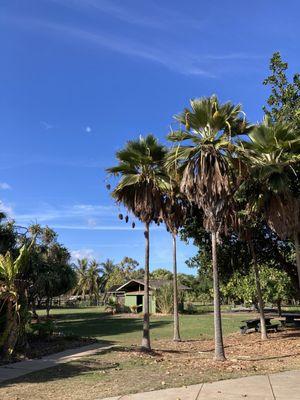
xmin=1 ymin=0 xmax=299 ymax=274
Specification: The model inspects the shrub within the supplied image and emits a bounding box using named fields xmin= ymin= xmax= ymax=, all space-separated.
xmin=30 ymin=320 xmax=56 ymax=338
xmin=185 ymin=302 xmax=197 ymax=314
xmin=131 ymin=305 xmax=137 ymax=313
xmin=105 ymin=299 xmax=120 ymax=314
xmin=156 ymin=284 xmax=173 ymax=314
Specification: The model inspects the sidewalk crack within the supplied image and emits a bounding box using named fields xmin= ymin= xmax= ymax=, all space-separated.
xmin=267 ymin=374 xmax=276 ymax=400
xmin=195 ymin=383 xmax=204 ymax=399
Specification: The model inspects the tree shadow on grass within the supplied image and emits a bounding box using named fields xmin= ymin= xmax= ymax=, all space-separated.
xmin=0 ymin=339 xmax=170 ymax=387
xmin=1 ymin=357 xmax=121 ymax=387
xmin=54 ymin=312 xmax=171 ymax=340
xmin=0 ymin=313 xmax=172 ymax=387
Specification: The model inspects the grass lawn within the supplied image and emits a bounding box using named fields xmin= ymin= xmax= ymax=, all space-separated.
xmin=1 ymin=308 xmax=299 ymax=400
xmin=37 ymin=306 xmax=250 ymax=344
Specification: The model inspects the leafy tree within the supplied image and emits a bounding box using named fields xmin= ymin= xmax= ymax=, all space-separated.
xmin=239 ymin=117 xmax=300 ymax=291
xmin=263 ymin=52 xmax=300 ymax=129
xmin=119 ymin=256 xmax=139 ymax=278
xmin=28 ymin=226 xmax=76 ymax=317
xmin=103 ymin=258 xmax=143 ymax=293
xmin=150 ymin=268 xmax=173 ymax=280
xmin=105 ymin=267 xmax=126 ymax=290
xmin=181 ymin=211 xmax=296 ymax=288
xmin=222 ymin=265 xmax=291 ymax=316
xmin=155 ymin=284 xmax=174 ymax=314
xmin=130 ymin=267 xmax=145 ymax=280
xmin=107 ymin=135 xmax=170 ymax=351
xmin=167 ymin=95 xmax=250 ymax=360
xmin=0 ymin=216 xmax=17 ymax=256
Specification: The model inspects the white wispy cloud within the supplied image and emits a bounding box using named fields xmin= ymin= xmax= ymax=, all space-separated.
xmin=203 ymin=53 xmax=264 ymax=61
xmin=48 ymin=0 xmax=203 ymax=31
xmin=13 ymin=203 xmax=115 ymax=224
xmin=6 ymin=202 xmax=160 ymax=232
xmin=0 ymin=201 xmax=13 ymax=215
xmin=0 ymin=182 xmax=11 ymax=190
xmin=50 ymin=224 xmax=146 ymax=231
xmin=71 ymin=248 xmax=96 ymax=261
xmin=4 ymin=15 xmax=214 ymax=77
xmin=0 ymin=155 xmax=106 ymax=170
xmin=2 ymin=7 xmax=264 ymax=78
xmin=40 ymin=121 xmax=53 ymax=130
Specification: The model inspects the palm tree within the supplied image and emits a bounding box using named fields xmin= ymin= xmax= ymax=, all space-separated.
xmin=239 ymin=117 xmax=300 ymax=289
xmin=166 ymin=95 xmax=250 ymax=360
xmin=99 ymin=258 xmax=116 ymax=301
xmin=75 ymin=258 xmax=89 ymax=300
xmin=87 ymin=259 xmax=101 ymax=305
xmin=107 ymin=135 xmax=170 ymax=351
xmin=161 ymin=184 xmax=187 ymax=341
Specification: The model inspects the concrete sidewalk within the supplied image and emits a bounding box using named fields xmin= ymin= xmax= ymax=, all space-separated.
xmin=100 ymin=370 xmax=300 ymax=400
xmin=0 ymin=342 xmax=114 ymax=384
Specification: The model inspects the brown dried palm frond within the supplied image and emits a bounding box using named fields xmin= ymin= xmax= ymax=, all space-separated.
xmin=266 ymin=193 xmax=300 ymax=239
xmin=165 ymin=95 xmax=250 ymax=235
xmin=107 ymin=135 xmax=171 ymax=224
xmin=161 ymin=193 xmax=189 ymax=235
xmin=180 ymin=147 xmax=233 ymax=233
xmin=112 ymin=180 xmax=168 ymax=224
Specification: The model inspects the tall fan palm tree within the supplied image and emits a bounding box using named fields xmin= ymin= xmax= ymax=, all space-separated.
xmin=239 ymin=117 xmax=300 ymax=289
xmin=166 ymin=95 xmax=250 ymax=360
xmin=161 ymin=182 xmax=187 ymax=341
xmin=107 ymin=135 xmax=170 ymax=351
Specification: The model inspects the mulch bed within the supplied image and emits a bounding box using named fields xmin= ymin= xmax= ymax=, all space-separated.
xmin=125 ymin=328 xmax=300 ymax=376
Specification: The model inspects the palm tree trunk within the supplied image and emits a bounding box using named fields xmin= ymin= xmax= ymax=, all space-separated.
xmin=1 ymin=301 xmax=19 ymax=360
xmin=249 ymin=239 xmax=268 ymax=340
xmin=211 ymin=231 xmax=226 ymax=361
xmin=46 ymin=297 xmax=51 ymax=318
xmin=172 ymin=234 xmax=181 ymax=342
xmin=141 ymin=222 xmax=151 ymax=351
xmin=293 ymin=232 xmax=300 ymax=292
xmin=277 ymin=299 xmax=282 ymax=317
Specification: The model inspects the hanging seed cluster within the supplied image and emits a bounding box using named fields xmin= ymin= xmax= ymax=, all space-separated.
xmin=106 ymin=183 xmax=137 ymax=229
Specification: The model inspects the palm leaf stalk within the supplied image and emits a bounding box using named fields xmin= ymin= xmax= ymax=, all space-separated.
xmin=166 ymin=95 xmax=250 ymax=360
xmin=107 ymin=135 xmax=170 ymax=351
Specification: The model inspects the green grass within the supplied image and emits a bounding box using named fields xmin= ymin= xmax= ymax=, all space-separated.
xmin=3 ymin=307 xmax=289 ymax=400
xmin=282 ymin=306 xmax=300 ymax=313
xmin=38 ymin=307 xmax=251 ymax=344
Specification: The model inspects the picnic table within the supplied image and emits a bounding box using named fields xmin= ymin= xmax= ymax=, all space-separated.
xmin=281 ymin=313 xmax=300 ymax=327
xmin=240 ymin=317 xmax=279 ymax=334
